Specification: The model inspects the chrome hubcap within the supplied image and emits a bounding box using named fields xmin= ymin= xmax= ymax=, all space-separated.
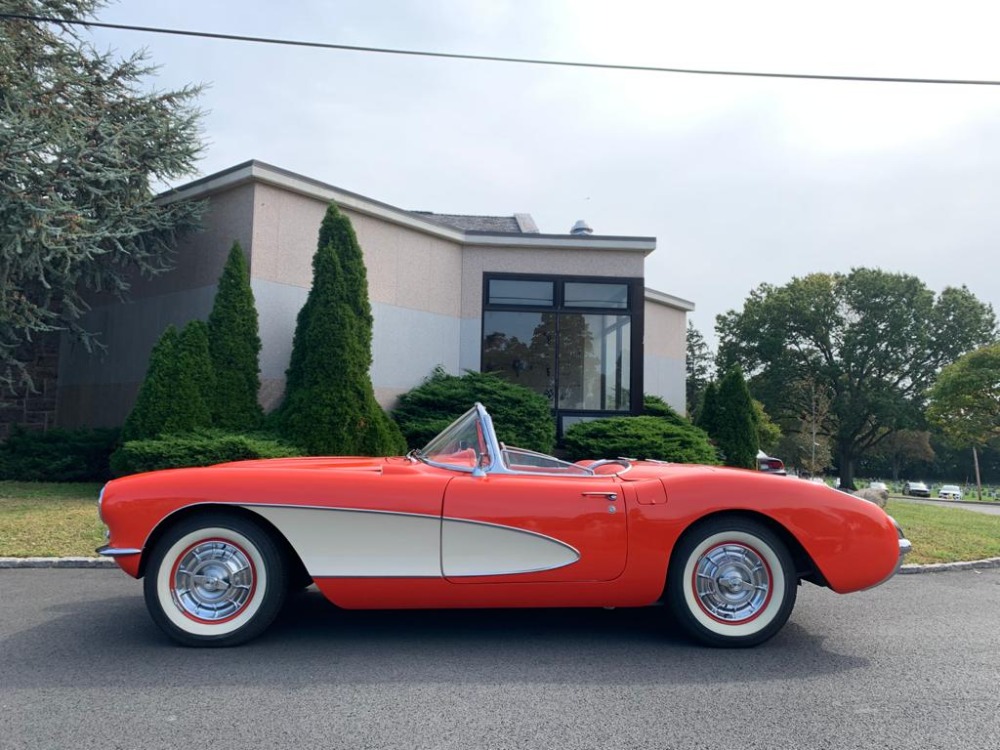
xmin=694 ymin=543 xmax=771 ymax=622
xmin=172 ymin=541 xmax=254 ymax=622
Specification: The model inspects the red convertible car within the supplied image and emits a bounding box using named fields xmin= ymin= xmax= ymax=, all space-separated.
xmin=98 ymin=404 xmax=911 ymax=648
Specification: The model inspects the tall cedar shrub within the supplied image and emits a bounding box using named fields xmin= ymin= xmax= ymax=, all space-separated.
xmin=393 ymin=368 xmax=556 ymax=452
xmin=207 ymin=242 xmax=263 ymax=430
xmin=120 ymin=321 xmax=214 ymax=441
xmin=121 ymin=326 xmax=180 ymax=441
xmin=695 ymin=381 xmax=722 ymax=439
xmin=174 ymin=320 xmax=215 ymax=432
xmin=278 ymin=204 xmax=406 ymax=456
xmin=714 ymin=367 xmax=758 ymax=469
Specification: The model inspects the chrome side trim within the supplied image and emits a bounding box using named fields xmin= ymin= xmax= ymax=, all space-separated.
xmin=96 ymin=545 xmax=142 ymax=557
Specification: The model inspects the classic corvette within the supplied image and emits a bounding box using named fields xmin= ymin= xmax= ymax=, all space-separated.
xmin=98 ymin=404 xmax=911 ymax=648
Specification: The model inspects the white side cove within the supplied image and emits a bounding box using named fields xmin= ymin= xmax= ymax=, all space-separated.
xmin=440 ymin=519 xmax=580 ymax=577
xmin=243 ymin=505 xmax=580 ymax=578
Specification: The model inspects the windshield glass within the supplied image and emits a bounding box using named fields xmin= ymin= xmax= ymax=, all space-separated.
xmin=416 ymin=403 xmax=598 ymax=476
xmin=418 ymin=405 xmax=491 ymax=471
xmin=501 ymin=446 xmax=594 ymax=475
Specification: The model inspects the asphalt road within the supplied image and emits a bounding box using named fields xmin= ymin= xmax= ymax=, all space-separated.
xmin=2 ymin=568 xmax=999 ymax=750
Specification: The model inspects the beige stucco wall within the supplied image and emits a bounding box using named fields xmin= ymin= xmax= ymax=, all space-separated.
xmin=249 ymin=183 xmax=463 ymax=316
xmin=53 ymin=168 xmax=685 ymax=428
xmin=58 ymin=181 xmax=472 ymax=424
xmin=247 ymin=183 xmax=466 ymax=410
xmin=643 ymin=299 xmax=688 ymax=413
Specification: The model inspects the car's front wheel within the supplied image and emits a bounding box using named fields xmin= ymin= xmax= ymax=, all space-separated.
xmin=666 ymin=517 xmax=797 ymax=648
xmin=143 ymin=513 xmax=287 ymax=647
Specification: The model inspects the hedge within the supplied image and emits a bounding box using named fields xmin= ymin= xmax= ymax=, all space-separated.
xmin=110 ymin=430 xmax=300 ymax=476
xmin=0 ymin=426 xmax=120 ymax=482
xmin=562 ymin=416 xmax=719 ymax=465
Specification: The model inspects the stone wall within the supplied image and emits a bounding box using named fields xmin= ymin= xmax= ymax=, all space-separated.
xmin=0 ymin=334 xmax=61 ymax=440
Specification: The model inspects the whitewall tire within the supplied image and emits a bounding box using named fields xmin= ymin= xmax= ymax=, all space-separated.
xmin=667 ymin=517 xmax=797 ymax=648
xmin=143 ymin=513 xmax=287 ymax=647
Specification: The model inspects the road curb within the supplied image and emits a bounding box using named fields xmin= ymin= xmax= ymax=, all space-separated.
xmin=0 ymin=556 xmax=117 ymax=569
xmin=898 ymin=556 xmax=1000 ymax=574
xmin=3 ymin=556 xmax=1000 ymax=573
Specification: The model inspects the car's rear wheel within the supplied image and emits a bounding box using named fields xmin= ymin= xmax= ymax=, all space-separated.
xmin=666 ymin=517 xmax=797 ymax=648
xmin=143 ymin=513 xmax=287 ymax=647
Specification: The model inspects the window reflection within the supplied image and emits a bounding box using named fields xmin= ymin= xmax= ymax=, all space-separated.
xmin=557 ymin=314 xmax=630 ymax=411
xmin=483 ymin=310 xmax=630 ymax=412
xmin=564 ymin=282 xmax=628 ymax=309
xmin=488 ymin=279 xmax=554 ymax=306
xmin=483 ymin=311 xmax=556 ymax=405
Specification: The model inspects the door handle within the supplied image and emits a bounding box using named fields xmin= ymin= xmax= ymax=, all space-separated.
xmin=581 ymin=492 xmax=617 ymax=501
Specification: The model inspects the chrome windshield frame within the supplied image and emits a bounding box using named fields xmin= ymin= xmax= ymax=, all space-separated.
xmin=415 ymin=403 xmax=610 ymax=478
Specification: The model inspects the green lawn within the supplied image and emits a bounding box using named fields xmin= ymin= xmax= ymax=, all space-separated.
xmin=0 ymin=481 xmax=105 ymax=557
xmin=886 ymin=499 xmax=1000 ymax=565
xmin=2 ymin=481 xmax=999 ymax=565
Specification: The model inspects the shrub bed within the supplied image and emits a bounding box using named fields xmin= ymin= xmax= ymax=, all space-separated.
xmin=562 ymin=416 xmax=719 ymax=464
xmin=394 ymin=368 xmax=556 ymax=453
xmin=0 ymin=426 xmax=120 ymax=482
xmin=110 ymin=430 xmax=300 ymax=476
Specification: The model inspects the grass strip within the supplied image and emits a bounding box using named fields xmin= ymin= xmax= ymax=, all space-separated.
xmin=886 ymin=500 xmax=1000 ymax=565
xmin=0 ymin=481 xmax=104 ymax=557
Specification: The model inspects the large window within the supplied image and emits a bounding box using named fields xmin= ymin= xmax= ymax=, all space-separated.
xmin=481 ymin=274 xmax=642 ymax=432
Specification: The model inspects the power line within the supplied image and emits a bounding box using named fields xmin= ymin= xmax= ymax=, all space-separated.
xmin=4 ymin=12 xmax=1000 ymax=87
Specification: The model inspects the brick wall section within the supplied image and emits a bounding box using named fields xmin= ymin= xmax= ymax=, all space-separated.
xmin=0 ymin=334 xmax=61 ymax=440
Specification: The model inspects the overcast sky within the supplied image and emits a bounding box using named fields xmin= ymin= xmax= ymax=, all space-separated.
xmin=86 ymin=0 xmax=1000 ymax=349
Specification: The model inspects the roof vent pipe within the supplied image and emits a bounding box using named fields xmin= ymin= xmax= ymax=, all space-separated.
xmin=570 ymin=220 xmax=593 ymax=235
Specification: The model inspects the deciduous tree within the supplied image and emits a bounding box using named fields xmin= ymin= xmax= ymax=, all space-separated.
xmin=927 ymin=343 xmax=1000 ymax=498
xmin=717 ymin=269 xmax=996 ymax=488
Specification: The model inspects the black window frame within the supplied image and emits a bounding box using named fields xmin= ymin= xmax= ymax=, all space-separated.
xmin=481 ymin=272 xmax=644 ymax=435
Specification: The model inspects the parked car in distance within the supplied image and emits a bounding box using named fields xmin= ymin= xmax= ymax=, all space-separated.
xmin=97 ymin=403 xmax=911 ymax=649
xmin=938 ymin=484 xmax=963 ymax=500
xmin=903 ymin=481 xmax=931 ymax=498
xmin=756 ymin=450 xmax=787 ymax=475
xmin=869 ymin=481 xmax=888 ymax=492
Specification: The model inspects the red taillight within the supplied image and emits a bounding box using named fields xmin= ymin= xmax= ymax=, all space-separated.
xmin=764 ymin=459 xmax=784 ymax=471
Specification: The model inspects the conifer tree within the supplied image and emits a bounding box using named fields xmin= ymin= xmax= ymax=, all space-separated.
xmin=207 ymin=242 xmax=263 ymax=430
xmin=695 ymin=382 xmax=722 ymax=439
xmin=715 ymin=367 xmax=758 ymax=469
xmin=1 ymin=1 xmax=203 ymax=387
xmin=173 ymin=320 xmax=214 ymax=433
xmin=121 ymin=321 xmax=214 ymax=441
xmin=122 ymin=327 xmax=180 ymax=442
xmin=279 ymin=204 xmax=406 ymax=455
